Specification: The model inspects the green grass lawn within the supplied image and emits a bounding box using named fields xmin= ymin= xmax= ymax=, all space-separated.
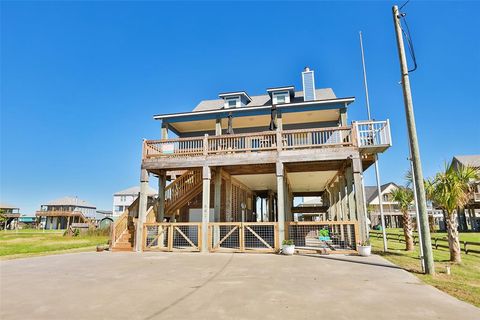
xmin=0 ymin=229 xmax=110 ymax=259
xmin=370 ymin=229 xmax=480 ymax=307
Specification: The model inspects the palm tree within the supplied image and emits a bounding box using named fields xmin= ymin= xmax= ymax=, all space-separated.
xmin=427 ymin=163 xmax=479 ymax=263
xmin=390 ymin=187 xmax=415 ymax=251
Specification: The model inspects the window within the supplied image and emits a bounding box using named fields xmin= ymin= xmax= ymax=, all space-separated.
xmin=383 ymin=194 xmax=389 ymax=202
xmin=115 ymin=206 xmax=123 ymax=212
xmin=120 ymin=196 xmax=126 ymax=202
xmin=273 ymin=92 xmax=289 ymax=104
xmin=225 ymin=98 xmax=239 ymax=108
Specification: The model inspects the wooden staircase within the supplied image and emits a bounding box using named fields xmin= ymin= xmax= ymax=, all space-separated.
xmin=110 ymin=170 xmax=203 ymax=251
xmin=165 ymin=169 xmax=203 ymax=217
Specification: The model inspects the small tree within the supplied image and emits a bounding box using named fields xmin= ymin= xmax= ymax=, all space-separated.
xmin=390 ymin=187 xmax=415 ymax=251
xmin=427 ymin=163 xmax=479 ymax=263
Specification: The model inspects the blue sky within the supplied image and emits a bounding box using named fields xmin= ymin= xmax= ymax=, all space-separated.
xmin=1 ymin=1 xmax=479 ymax=215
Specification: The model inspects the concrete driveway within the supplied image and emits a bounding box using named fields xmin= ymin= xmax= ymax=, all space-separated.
xmin=1 ymin=252 xmax=479 ymax=320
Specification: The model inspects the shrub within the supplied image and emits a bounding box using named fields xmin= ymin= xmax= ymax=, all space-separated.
xmin=282 ymin=239 xmax=294 ymax=246
xmin=319 ymin=229 xmax=329 ymax=237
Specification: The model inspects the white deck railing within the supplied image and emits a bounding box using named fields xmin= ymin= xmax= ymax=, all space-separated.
xmin=354 ymin=120 xmax=392 ymax=148
xmin=143 ymin=120 xmax=391 ymax=159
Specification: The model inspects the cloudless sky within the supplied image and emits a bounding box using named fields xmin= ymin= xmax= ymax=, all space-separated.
xmin=1 ymin=1 xmax=479 ymax=215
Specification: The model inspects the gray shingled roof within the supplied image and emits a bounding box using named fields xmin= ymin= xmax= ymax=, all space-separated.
xmin=45 ymin=196 xmax=96 ymax=208
xmin=114 ymin=186 xmax=157 ymax=196
xmin=194 ymin=88 xmax=337 ymax=112
xmin=453 ymin=155 xmax=480 ymax=169
xmin=364 ymin=182 xmax=398 ymax=204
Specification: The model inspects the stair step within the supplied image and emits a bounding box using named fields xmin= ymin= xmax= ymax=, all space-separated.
xmin=113 ymin=244 xmax=133 ymax=250
xmin=111 ymin=247 xmax=133 ymax=252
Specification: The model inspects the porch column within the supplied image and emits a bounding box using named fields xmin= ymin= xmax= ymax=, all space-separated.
xmin=157 ymin=170 xmax=166 ymax=222
xmin=135 ymin=169 xmax=149 ymax=252
xmin=214 ymin=168 xmax=222 ymax=222
xmin=201 ymin=166 xmax=211 ymax=252
xmin=276 ymin=161 xmax=286 ymax=244
xmin=268 ymin=190 xmax=274 ymax=222
xmin=339 ymin=174 xmax=348 ymax=221
xmin=470 ymin=208 xmax=478 ymax=231
xmin=334 ymin=181 xmax=341 ymax=221
xmin=225 ymin=175 xmax=233 ymax=222
xmin=339 ymin=106 xmax=348 ymax=126
xmin=345 ymin=166 xmax=355 ymax=220
xmin=328 ymin=184 xmax=337 ymax=220
xmin=352 ymin=157 xmax=368 ymax=242
xmin=161 ymin=122 xmax=169 ymax=140
xmin=215 ymin=119 xmax=222 ymax=136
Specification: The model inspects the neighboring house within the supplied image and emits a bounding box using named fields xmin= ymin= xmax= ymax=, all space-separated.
xmin=36 ymin=196 xmax=96 ymax=230
xmin=112 ymin=67 xmax=392 ymax=253
xmin=0 ymin=202 xmax=21 ymax=230
xmin=450 ymin=155 xmax=480 ymax=231
xmin=294 ymin=197 xmax=327 ymax=221
xmin=366 ymin=182 xmax=443 ymax=230
xmin=112 ymin=186 xmax=157 ymax=216
xmin=365 ymin=182 xmax=402 ymax=228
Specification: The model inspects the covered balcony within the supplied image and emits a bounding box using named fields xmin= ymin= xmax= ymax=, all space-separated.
xmin=142 ymin=120 xmax=391 ymax=160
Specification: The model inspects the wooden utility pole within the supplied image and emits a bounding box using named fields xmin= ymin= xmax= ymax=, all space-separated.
xmin=392 ymin=5 xmax=435 ymax=274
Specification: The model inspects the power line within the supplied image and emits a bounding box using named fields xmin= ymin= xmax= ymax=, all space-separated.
xmin=397 ymin=1 xmax=418 ymax=73
xmin=399 ymin=0 xmax=410 ymax=10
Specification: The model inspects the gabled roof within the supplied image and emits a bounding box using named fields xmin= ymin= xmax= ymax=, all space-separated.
xmin=114 ymin=186 xmax=157 ymax=196
xmin=452 ymin=155 xmax=480 ymax=169
xmin=0 ymin=202 xmax=19 ymax=209
xmin=365 ymin=182 xmax=398 ymax=204
xmin=193 ymin=88 xmax=337 ymax=112
xmin=44 ymin=196 xmax=96 ymax=208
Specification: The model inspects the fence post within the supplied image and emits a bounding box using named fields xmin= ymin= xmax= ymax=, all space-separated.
xmin=464 ymin=241 xmax=468 ymax=255
xmin=240 ymin=222 xmax=245 ymax=252
xmin=168 ymin=224 xmax=174 ymax=251
xmin=142 ymin=224 xmax=147 ymax=251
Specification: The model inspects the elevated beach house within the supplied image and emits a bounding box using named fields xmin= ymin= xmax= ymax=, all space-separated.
xmin=36 ymin=196 xmax=96 ymax=230
xmin=0 ymin=203 xmax=21 ymax=230
xmin=111 ymin=67 xmax=392 ymax=253
xmin=450 ymin=155 xmax=480 ymax=231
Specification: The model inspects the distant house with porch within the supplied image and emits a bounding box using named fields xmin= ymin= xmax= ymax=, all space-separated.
xmin=366 ymin=182 xmax=443 ymax=230
xmin=365 ymin=182 xmax=402 ymax=228
xmin=111 ymin=67 xmax=392 ymax=253
xmin=112 ymin=186 xmax=157 ymax=216
xmin=0 ymin=202 xmax=21 ymax=230
xmin=36 ymin=197 xmax=96 ymax=230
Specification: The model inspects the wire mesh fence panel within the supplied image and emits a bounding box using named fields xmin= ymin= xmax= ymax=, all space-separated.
xmin=209 ymin=222 xmax=278 ymax=253
xmin=210 ymin=223 xmax=241 ymax=252
xmin=144 ymin=224 xmax=170 ymax=251
xmin=287 ymin=222 xmax=358 ymax=252
xmin=144 ymin=223 xmax=201 ymax=252
xmin=172 ymin=224 xmax=200 ymax=251
xmin=243 ymin=223 xmax=276 ymax=252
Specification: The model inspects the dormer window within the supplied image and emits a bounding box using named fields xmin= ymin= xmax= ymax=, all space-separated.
xmin=273 ymin=91 xmax=289 ymax=104
xmin=225 ymin=97 xmax=239 ymax=109
xmin=267 ymin=86 xmax=295 ymax=105
xmin=219 ymin=91 xmax=252 ymax=109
